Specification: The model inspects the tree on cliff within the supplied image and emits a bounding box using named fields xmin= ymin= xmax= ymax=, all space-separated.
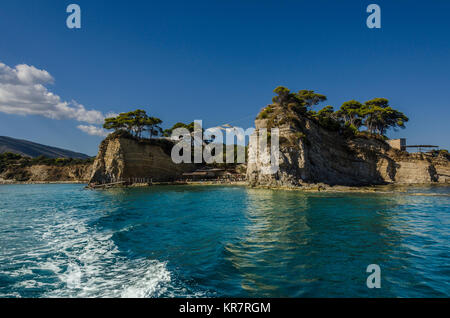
xmin=272 ymin=86 xmax=305 ymax=113
xmin=313 ymin=105 xmax=341 ymax=131
xmin=103 ymin=116 xmax=124 ymax=132
xmin=269 ymin=87 xmax=408 ymax=138
xmin=297 ymin=90 xmax=327 ymax=109
xmin=145 ymin=117 xmax=163 ymax=139
xmin=272 ymin=87 xmax=327 ymax=115
xmin=362 ymin=98 xmax=409 ymax=135
xmin=128 ymin=109 xmax=148 ymax=138
xmin=163 ymin=122 xmax=196 ymax=137
xmin=103 ymin=110 xmax=163 ymax=139
xmin=333 ymin=98 xmax=408 ymax=136
xmin=336 ymin=100 xmax=364 ymax=129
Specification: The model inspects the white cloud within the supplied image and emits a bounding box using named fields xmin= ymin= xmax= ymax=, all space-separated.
xmin=0 ymin=62 xmax=107 ymax=124
xmin=77 ymin=125 xmax=109 ymax=137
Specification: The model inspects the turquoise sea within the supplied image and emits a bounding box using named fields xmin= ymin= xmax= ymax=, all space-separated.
xmin=0 ymin=184 xmax=449 ymax=298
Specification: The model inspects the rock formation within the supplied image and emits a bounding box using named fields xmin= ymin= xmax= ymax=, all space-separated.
xmin=247 ymin=104 xmax=450 ymax=187
xmin=89 ymin=134 xmax=195 ymax=184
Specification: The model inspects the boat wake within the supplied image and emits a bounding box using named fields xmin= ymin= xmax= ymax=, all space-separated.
xmin=3 ymin=212 xmax=172 ymax=298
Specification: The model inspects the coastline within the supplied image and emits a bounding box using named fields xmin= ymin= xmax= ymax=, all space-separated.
xmin=2 ymin=179 xmax=448 ymax=194
xmin=249 ymin=183 xmax=450 ymax=194
xmin=0 ymin=180 xmax=89 ymax=185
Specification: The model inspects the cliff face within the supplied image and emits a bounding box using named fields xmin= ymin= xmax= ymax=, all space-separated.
xmin=0 ymin=164 xmax=92 ymax=183
xmin=89 ymin=136 xmax=195 ymax=184
xmin=247 ymin=106 xmax=450 ymax=187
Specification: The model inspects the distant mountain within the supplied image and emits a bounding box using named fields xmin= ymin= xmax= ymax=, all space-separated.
xmin=0 ymin=136 xmax=90 ymax=159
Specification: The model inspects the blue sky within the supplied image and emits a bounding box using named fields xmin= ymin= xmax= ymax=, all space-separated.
xmin=0 ymin=0 xmax=449 ymax=155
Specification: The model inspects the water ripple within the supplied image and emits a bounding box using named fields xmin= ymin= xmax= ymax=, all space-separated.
xmin=0 ymin=184 xmax=449 ymax=297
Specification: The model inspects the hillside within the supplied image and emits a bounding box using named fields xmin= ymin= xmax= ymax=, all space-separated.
xmin=0 ymin=136 xmax=90 ymax=159
xmin=0 ymin=152 xmax=93 ymax=183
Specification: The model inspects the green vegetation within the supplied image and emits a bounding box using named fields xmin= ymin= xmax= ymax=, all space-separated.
xmin=163 ymin=122 xmax=197 ymax=137
xmin=103 ymin=109 xmax=163 ymax=138
xmin=102 ymin=112 xmax=210 ymax=160
xmin=258 ymin=106 xmax=274 ymax=119
xmin=103 ymin=110 xmax=202 ymax=142
xmin=312 ymin=105 xmax=342 ymax=131
xmin=264 ymin=86 xmax=409 ymax=140
xmin=335 ymin=100 xmax=364 ymax=129
xmin=269 ymin=86 xmax=327 ymax=117
xmin=334 ymin=98 xmax=409 ymax=136
xmin=0 ymin=152 xmax=94 ymax=174
xmin=361 ymin=98 xmax=409 ymax=135
xmin=297 ymin=90 xmax=327 ymax=109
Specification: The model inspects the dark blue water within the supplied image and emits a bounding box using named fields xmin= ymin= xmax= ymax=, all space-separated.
xmin=0 ymin=184 xmax=449 ymax=297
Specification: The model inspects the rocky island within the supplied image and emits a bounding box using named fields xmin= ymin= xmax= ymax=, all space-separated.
xmin=86 ymin=88 xmax=449 ymax=189
xmin=89 ymin=131 xmax=195 ymax=185
xmin=247 ymin=98 xmax=450 ymax=187
xmin=2 ymin=88 xmax=449 ymax=188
